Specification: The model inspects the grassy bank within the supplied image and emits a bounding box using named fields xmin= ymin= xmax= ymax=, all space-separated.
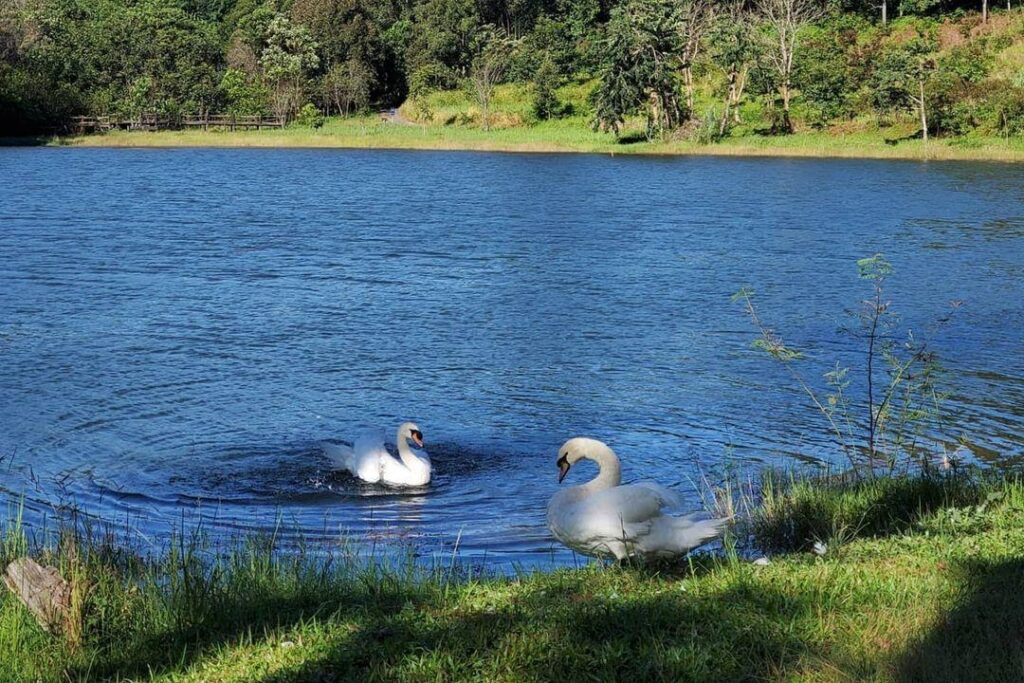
xmin=3 ymin=470 xmax=1024 ymax=682
xmin=38 ymin=80 xmax=1024 ymax=161
xmin=48 ymin=115 xmax=1024 ymax=161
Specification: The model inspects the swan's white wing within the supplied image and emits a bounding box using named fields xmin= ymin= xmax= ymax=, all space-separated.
xmin=548 ymin=485 xmax=665 ymax=560
xmin=552 ymin=483 xmax=725 ymax=560
xmin=347 ymin=428 xmax=389 ymax=482
xmin=323 ymin=442 xmax=355 ymax=471
xmin=568 ymin=483 xmax=674 ymax=536
xmin=630 ymin=480 xmax=685 ymax=509
xmin=353 ymin=428 xmax=387 ymax=455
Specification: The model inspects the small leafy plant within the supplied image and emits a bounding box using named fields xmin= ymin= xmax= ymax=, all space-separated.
xmin=734 ymin=254 xmax=960 ymax=473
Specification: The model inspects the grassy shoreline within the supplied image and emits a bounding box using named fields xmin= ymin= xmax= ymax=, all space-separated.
xmin=21 ymin=115 xmax=1024 ymax=162
xmin=3 ymin=470 xmax=1024 ymax=682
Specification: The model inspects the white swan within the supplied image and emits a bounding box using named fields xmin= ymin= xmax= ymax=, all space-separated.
xmin=546 ymin=437 xmax=729 ymax=561
xmin=324 ymin=422 xmax=431 ymax=486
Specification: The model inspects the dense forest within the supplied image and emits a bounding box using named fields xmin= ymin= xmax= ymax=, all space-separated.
xmin=2 ymin=0 xmax=1024 ymax=139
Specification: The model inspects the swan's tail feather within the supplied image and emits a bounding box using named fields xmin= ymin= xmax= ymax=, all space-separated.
xmin=647 ymin=514 xmax=731 ymax=556
xmin=322 ymin=442 xmax=356 ymax=472
xmin=675 ymin=515 xmax=731 ymax=551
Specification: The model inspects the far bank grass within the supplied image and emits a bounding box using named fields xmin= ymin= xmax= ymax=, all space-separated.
xmin=36 ymin=79 xmax=1024 ymax=161
xmin=50 ymin=116 xmax=1024 ymax=162
xmin=3 ymin=470 xmax=1024 ymax=682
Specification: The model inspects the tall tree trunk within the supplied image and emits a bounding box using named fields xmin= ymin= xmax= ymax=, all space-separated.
xmin=720 ymin=67 xmax=737 ymax=136
xmin=683 ymin=67 xmax=695 ymax=117
xmin=734 ymin=67 xmax=748 ymax=123
xmin=881 ymin=0 xmax=887 ymax=24
xmin=781 ymin=81 xmax=792 ymax=132
xmin=919 ymin=79 xmax=928 ymax=143
xmin=983 ymin=0 xmax=989 ymax=21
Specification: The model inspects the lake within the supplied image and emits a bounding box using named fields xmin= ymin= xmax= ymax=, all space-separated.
xmin=1 ymin=147 xmax=1022 ymax=568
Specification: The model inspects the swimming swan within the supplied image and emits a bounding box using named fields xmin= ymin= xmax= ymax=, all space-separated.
xmin=546 ymin=437 xmax=728 ymax=561
xmin=324 ymin=422 xmax=431 ymax=486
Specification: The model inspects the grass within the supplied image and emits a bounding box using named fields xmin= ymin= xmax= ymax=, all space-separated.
xmin=26 ymin=80 xmax=1024 ymax=161
xmin=3 ymin=469 xmax=1024 ymax=682
xmin=45 ymin=115 xmax=1024 ymax=162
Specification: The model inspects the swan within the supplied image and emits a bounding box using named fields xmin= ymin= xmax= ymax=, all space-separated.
xmin=546 ymin=437 xmax=729 ymax=561
xmin=324 ymin=422 xmax=431 ymax=486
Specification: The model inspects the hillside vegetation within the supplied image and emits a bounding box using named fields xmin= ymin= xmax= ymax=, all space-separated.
xmin=4 ymin=0 xmax=1024 ymax=150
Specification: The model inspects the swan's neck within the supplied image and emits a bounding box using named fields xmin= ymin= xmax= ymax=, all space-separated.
xmin=580 ymin=445 xmax=621 ymax=494
xmin=396 ymin=433 xmax=426 ymax=470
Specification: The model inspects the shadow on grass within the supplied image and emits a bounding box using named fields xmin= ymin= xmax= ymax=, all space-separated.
xmin=52 ymin=549 xmax=826 ymax=682
xmin=64 ymin=562 xmax=427 ymax=682
xmin=253 ymin=575 xmax=823 ymax=683
xmin=897 ymin=558 xmax=1024 ymax=682
xmin=752 ymin=471 xmax=994 ymax=553
xmin=884 ymin=130 xmax=924 ymax=146
xmin=616 ymin=132 xmax=649 ymax=145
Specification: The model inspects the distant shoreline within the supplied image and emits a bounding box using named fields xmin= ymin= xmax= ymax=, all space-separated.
xmin=8 ymin=121 xmax=1024 ymax=162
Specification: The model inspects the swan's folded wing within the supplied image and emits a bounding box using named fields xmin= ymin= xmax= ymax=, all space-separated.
xmin=576 ymin=484 xmax=676 ymax=529
xmin=630 ymin=480 xmax=685 ymax=509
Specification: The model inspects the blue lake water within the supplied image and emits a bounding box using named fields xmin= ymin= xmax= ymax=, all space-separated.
xmin=1 ymin=147 xmax=1023 ymax=567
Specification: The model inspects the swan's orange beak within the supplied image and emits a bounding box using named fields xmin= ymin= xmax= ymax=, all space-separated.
xmin=557 ymin=455 xmax=570 ymax=483
xmin=411 ymin=430 xmax=424 ymax=448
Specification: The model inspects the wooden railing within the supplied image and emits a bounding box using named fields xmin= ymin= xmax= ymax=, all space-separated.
xmin=181 ymin=114 xmax=286 ymax=130
xmin=70 ymin=114 xmax=286 ymax=134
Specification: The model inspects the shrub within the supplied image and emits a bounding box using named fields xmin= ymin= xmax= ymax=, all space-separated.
xmin=692 ymin=108 xmax=721 ymax=144
xmin=992 ymin=86 xmax=1024 ymax=136
xmin=294 ymin=102 xmax=324 ymax=128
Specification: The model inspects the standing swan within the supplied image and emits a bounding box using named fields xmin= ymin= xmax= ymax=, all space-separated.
xmin=324 ymin=422 xmax=431 ymax=486
xmin=547 ymin=437 xmax=729 ymax=561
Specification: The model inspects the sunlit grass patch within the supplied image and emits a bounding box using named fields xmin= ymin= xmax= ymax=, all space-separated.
xmin=3 ymin=471 xmax=1024 ymax=681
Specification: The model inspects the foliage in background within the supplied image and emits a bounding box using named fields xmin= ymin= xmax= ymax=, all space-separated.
xmin=591 ymin=0 xmax=684 ymax=138
xmin=3 ymin=0 xmax=1024 ymax=137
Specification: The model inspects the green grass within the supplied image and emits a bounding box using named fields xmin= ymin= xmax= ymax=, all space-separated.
xmin=49 ymin=113 xmax=1024 ymax=161
xmin=35 ymin=78 xmax=1024 ymax=161
xmin=4 ymin=470 xmax=1024 ymax=682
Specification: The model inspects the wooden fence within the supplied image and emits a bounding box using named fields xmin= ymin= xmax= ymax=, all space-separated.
xmin=71 ymin=114 xmax=286 ymax=134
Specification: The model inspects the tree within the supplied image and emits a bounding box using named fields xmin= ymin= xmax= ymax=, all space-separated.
xmin=532 ymin=53 xmax=561 ymax=119
xmin=591 ymin=0 xmax=683 ymax=139
xmin=873 ymin=33 xmax=937 ymax=141
xmin=406 ymin=0 xmax=481 ymax=88
xmin=793 ymin=21 xmax=858 ymax=126
xmin=677 ymin=0 xmax=712 ymax=118
xmin=532 ymin=53 xmax=565 ymax=118
xmin=322 ymin=57 xmax=373 ymax=114
xmin=259 ymin=14 xmax=320 ymax=121
xmin=467 ymin=31 xmax=512 ymax=131
xmin=755 ymin=0 xmax=824 ymax=133
xmin=290 ymin=0 xmax=396 ymax=104
xmin=219 ymin=67 xmax=270 ymax=115
xmin=709 ymin=0 xmax=755 ymax=136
